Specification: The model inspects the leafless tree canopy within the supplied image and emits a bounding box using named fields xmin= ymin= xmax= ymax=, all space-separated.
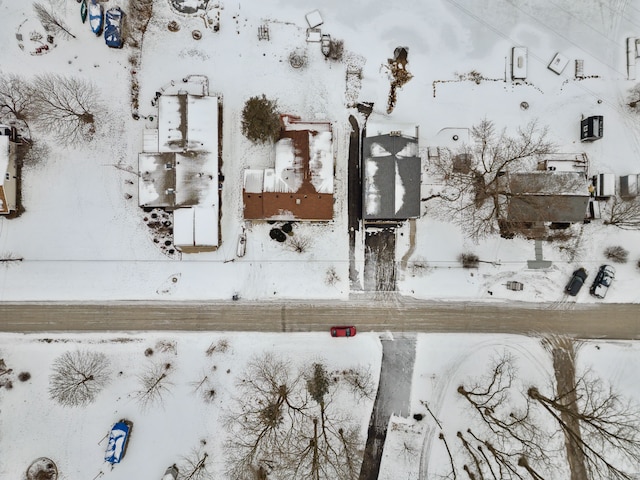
xmin=29 ymin=74 xmax=102 ymax=146
xmin=135 ymin=361 xmax=173 ymax=409
xmin=225 ymin=353 xmax=364 ymax=480
xmin=48 ymin=350 xmax=111 ymax=407
xmin=0 ymin=252 xmax=24 ymax=266
xmin=33 ymin=3 xmax=75 ymax=39
xmin=0 ymin=72 xmax=32 ymax=127
xmin=436 ymin=343 xmax=640 ymax=480
xmin=178 ymin=449 xmax=214 ymax=480
xmin=604 ymin=196 xmax=640 ymax=230
xmin=286 ymin=235 xmax=311 ymax=253
xmin=339 ymin=365 xmax=376 ymax=401
xmin=429 ymin=119 xmax=554 ymax=241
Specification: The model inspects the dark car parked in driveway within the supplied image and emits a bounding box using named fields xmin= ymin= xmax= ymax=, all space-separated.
xmin=590 ymin=265 xmax=615 ymax=299
xmin=104 ymin=7 xmax=124 ymax=48
xmin=565 ymin=267 xmax=587 ymax=296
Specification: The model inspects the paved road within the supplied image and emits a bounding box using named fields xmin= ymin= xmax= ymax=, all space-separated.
xmin=0 ymin=300 xmax=639 ymax=339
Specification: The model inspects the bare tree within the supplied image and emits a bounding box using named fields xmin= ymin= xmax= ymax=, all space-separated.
xmin=604 ymin=196 xmax=640 ymax=229
xmin=206 ymin=338 xmax=230 ymax=356
xmin=189 ymin=371 xmax=217 ymax=404
xmin=178 ymin=448 xmax=214 ymax=480
xmin=49 ymin=350 xmax=111 ymax=407
xmin=0 ymin=253 xmax=24 ymax=267
xmin=33 ymin=3 xmax=75 ymax=39
xmin=429 ymin=119 xmax=554 ymax=241
xmin=0 ymin=72 xmax=32 ymax=131
xmin=225 ymin=353 xmax=308 ymax=478
xmin=286 ymin=235 xmax=312 ymax=253
xmin=225 ymin=354 xmax=363 ymax=480
xmin=29 ymin=74 xmax=103 ymax=146
xmin=433 ymin=342 xmax=640 ymax=480
xmin=135 ymin=361 xmax=173 ymax=409
xmin=339 ymin=365 xmax=376 ymax=401
xmin=452 ymin=353 xmax=555 ymax=480
xmin=529 ymin=337 xmax=640 ymax=480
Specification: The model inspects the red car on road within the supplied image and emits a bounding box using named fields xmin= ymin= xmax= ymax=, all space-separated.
xmin=330 ymin=326 xmax=356 ymax=337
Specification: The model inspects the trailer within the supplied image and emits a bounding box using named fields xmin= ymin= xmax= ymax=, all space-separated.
xmin=511 ymin=47 xmax=528 ymax=80
xmin=592 ymin=173 xmax=615 ymax=198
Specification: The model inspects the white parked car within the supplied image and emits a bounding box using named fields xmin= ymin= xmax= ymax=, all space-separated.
xmin=589 ymin=265 xmax=615 ymax=299
xmin=236 ymin=230 xmax=246 ymax=257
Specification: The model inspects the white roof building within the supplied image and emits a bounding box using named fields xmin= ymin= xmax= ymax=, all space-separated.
xmin=173 ymin=206 xmax=218 ymax=249
xmin=138 ymin=89 xmax=220 ymax=250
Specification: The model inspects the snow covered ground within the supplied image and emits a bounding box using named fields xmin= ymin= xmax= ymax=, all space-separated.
xmin=0 ymin=0 xmax=639 ymax=302
xmin=378 ymin=333 xmax=640 ymax=479
xmin=2 ymin=3 xmax=640 ymax=479
xmin=0 ymin=331 xmax=382 ymax=479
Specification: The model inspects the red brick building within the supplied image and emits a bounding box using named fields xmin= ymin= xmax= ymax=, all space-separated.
xmin=243 ymin=115 xmax=334 ymax=221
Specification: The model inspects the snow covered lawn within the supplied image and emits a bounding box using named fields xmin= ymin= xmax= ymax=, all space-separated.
xmin=0 ymin=331 xmax=381 ymax=479
xmin=379 ymin=333 xmax=640 ymax=479
xmin=1 ymin=0 xmax=640 ymax=302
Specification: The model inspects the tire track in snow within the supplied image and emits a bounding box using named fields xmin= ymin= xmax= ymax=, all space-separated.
xmin=418 ymin=335 xmax=552 ymax=479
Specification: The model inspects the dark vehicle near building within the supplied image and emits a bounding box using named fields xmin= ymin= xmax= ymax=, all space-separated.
xmin=565 ymin=267 xmax=587 ymax=296
xmin=590 ymin=265 xmax=615 ymax=299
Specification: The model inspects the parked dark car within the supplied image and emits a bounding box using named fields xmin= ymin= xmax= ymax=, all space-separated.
xmin=330 ymin=326 xmax=356 ymax=337
xmin=589 ymin=265 xmax=615 ymax=299
xmin=104 ymin=7 xmax=124 ymax=48
xmin=565 ymin=267 xmax=587 ymax=296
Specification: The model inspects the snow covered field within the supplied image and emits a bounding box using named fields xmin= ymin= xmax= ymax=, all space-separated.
xmin=379 ymin=333 xmax=640 ymax=479
xmin=3 ymin=331 xmax=639 ymax=479
xmin=0 ymin=331 xmax=382 ymax=479
xmin=0 ymin=0 xmax=639 ymax=302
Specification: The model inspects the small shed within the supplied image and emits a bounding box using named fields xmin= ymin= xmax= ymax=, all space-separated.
xmin=580 ymin=116 xmax=603 ymax=142
xmin=305 ymin=10 xmax=323 ymax=28
xmin=548 ymin=52 xmax=570 ymax=74
xmin=620 ymin=174 xmax=640 ymax=198
xmin=511 ymin=47 xmax=528 ymax=80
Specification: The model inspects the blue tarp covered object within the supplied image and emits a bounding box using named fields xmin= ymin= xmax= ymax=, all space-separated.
xmin=105 ymin=421 xmax=131 ymax=464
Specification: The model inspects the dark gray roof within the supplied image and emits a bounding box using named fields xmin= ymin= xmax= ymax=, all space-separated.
xmin=506 ymin=171 xmax=589 ymax=223
xmin=362 ymin=134 xmax=421 ymax=220
xmin=507 ymin=195 xmax=589 ymax=223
